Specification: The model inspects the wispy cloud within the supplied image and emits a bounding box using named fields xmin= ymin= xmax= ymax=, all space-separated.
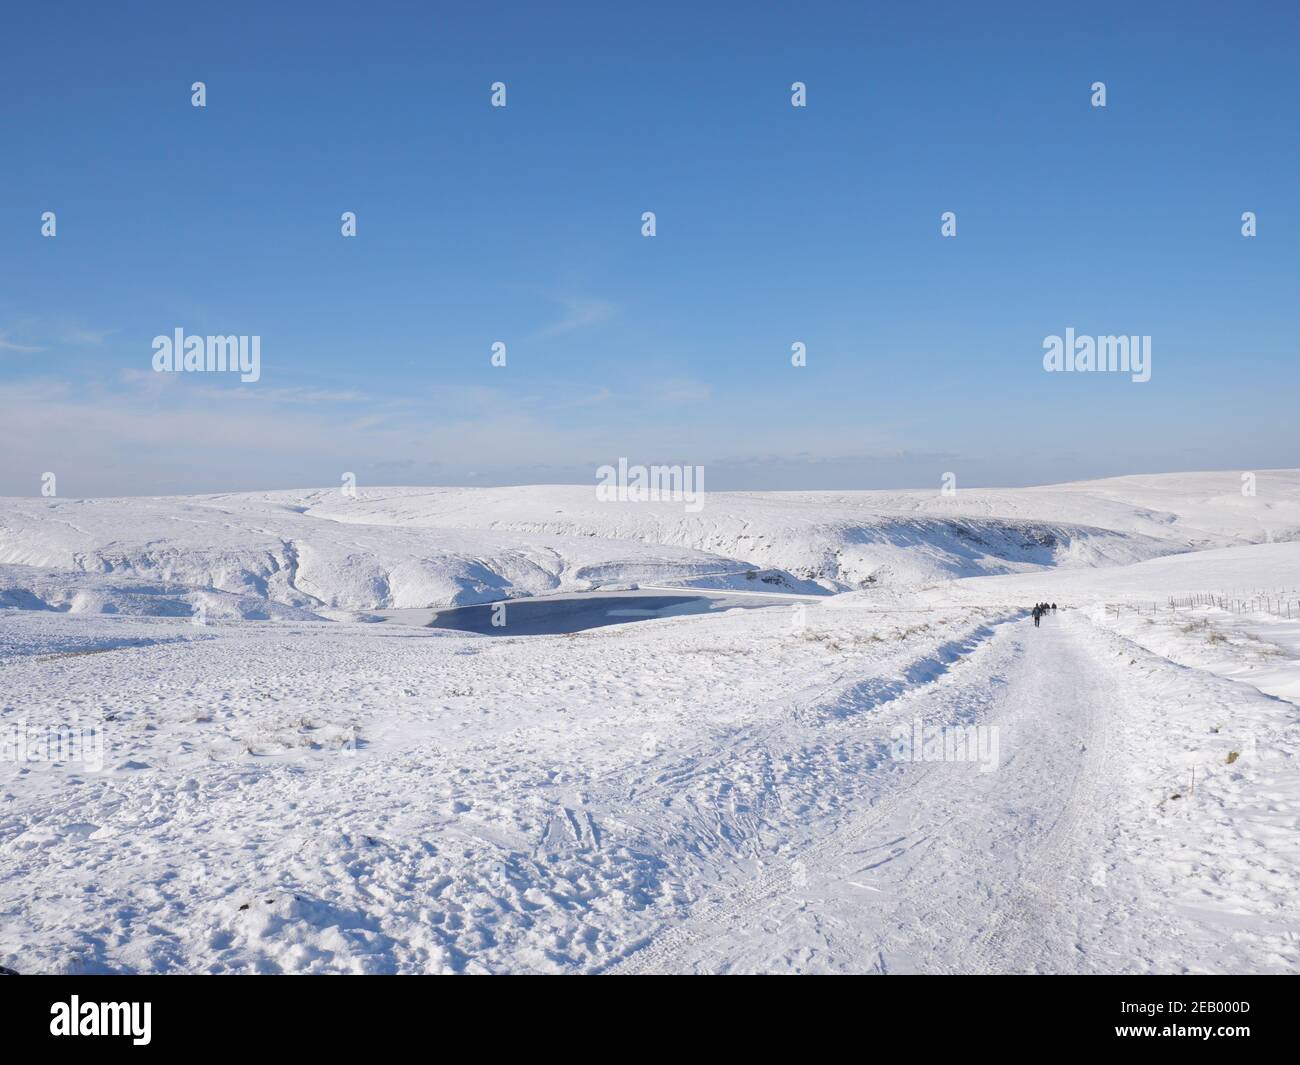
xmin=654 ymin=379 xmax=712 ymax=405
xmin=0 ymin=334 xmax=44 ymax=353
xmin=61 ymin=325 xmax=114 ymax=346
xmin=0 ymin=317 xmax=112 ymax=353
xmin=534 ymin=294 xmax=617 ymax=338
xmin=553 ymin=386 xmax=614 ymax=409
xmin=0 ymin=363 xmax=922 ymax=495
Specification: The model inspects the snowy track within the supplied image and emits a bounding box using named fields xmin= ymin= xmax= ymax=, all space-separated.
xmin=609 ymin=612 xmax=1299 ymax=974
xmin=609 ymin=614 xmax=1115 ymax=973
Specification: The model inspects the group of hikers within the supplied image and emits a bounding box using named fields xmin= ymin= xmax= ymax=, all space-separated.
xmin=1031 ymin=601 xmax=1057 ymax=627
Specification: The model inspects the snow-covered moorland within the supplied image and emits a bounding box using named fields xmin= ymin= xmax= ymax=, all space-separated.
xmin=1 ymin=470 xmax=1298 ymax=973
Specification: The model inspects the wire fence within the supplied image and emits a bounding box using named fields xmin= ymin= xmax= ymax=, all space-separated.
xmin=1103 ymin=589 xmax=1300 ymax=620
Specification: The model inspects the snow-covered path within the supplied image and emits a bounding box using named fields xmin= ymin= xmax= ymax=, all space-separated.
xmin=3 ymin=594 xmax=1295 ymax=974
xmin=608 ymin=614 xmax=1102 ymax=972
xmin=611 ymin=612 xmax=1296 ymax=973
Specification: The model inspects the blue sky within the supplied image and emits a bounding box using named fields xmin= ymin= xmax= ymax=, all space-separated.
xmin=1 ymin=0 xmax=1295 ymax=495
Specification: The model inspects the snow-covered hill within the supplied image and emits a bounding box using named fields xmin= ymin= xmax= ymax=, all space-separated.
xmin=2 ymin=469 xmax=1296 ymax=616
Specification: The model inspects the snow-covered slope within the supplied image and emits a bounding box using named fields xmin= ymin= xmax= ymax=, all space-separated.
xmin=943 ymin=540 xmax=1300 ymax=707
xmin=0 ymin=494 xmax=796 ymax=617
xmin=3 ymin=559 xmax=1296 ymax=974
xmin=3 ymin=471 xmax=1299 ymax=975
xmin=2 ymin=470 xmax=1296 ymax=615
xmin=307 ymin=485 xmax=1177 ymax=588
xmin=944 ymin=539 xmax=1300 ymax=608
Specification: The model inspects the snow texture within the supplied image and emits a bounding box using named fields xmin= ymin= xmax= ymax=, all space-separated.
xmin=1 ymin=469 xmax=1298 ymax=973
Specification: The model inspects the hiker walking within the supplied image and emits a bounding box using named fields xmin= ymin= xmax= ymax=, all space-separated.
xmin=1032 ymin=605 xmax=1041 ymax=627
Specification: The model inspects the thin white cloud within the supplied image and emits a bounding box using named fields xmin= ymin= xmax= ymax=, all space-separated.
xmin=654 ymin=380 xmax=712 ymax=405
xmin=534 ymin=294 xmax=617 ymax=338
xmin=0 ymin=373 xmax=903 ymax=496
xmin=553 ymin=386 xmax=614 ymax=409
xmin=0 ymin=334 xmax=44 ymax=353
xmin=0 ymin=317 xmax=113 ymax=353
xmin=60 ymin=325 xmax=114 ymax=346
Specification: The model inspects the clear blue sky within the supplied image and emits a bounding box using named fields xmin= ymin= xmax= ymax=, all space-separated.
xmin=1 ymin=0 xmax=1295 ymax=495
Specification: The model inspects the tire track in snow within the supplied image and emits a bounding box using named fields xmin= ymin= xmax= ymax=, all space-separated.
xmin=608 ymin=613 xmax=1119 ymax=974
xmin=605 ymin=616 xmax=1023 ymax=974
